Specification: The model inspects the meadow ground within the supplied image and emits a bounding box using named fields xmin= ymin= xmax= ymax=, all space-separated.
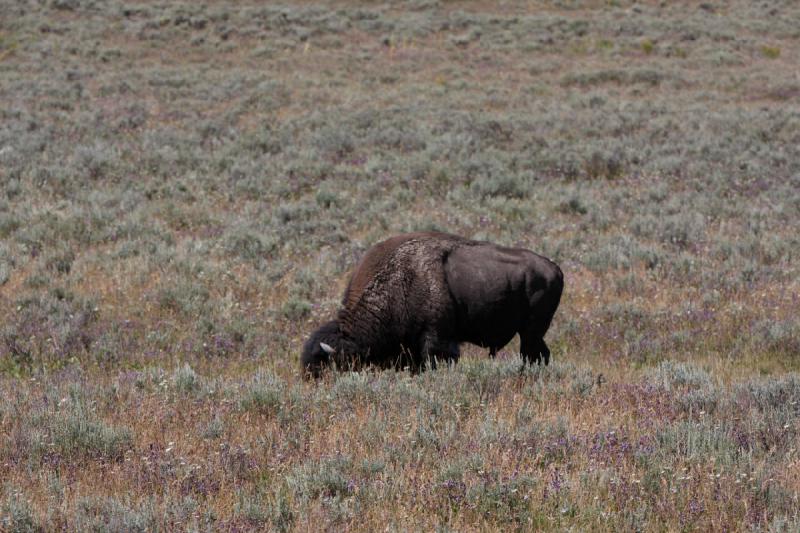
xmin=1 ymin=0 xmax=799 ymax=530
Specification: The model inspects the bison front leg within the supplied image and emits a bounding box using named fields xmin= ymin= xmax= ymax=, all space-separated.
xmin=420 ymin=331 xmax=460 ymax=371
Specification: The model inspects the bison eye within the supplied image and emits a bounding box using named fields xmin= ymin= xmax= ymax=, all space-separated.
xmin=319 ymin=342 xmax=336 ymax=355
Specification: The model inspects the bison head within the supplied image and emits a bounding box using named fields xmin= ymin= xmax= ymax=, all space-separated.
xmin=301 ymin=320 xmax=355 ymax=378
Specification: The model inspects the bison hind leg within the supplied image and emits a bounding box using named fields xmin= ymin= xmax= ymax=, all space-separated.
xmin=520 ymin=335 xmax=549 ymax=366
xmin=541 ymin=339 xmax=550 ymax=365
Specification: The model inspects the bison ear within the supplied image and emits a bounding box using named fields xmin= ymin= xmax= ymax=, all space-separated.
xmin=319 ymin=342 xmax=336 ymax=355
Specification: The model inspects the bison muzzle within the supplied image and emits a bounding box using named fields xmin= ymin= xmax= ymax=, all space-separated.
xmin=301 ymin=232 xmax=563 ymax=377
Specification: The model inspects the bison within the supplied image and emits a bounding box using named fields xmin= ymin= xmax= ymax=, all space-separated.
xmin=301 ymin=232 xmax=563 ymax=377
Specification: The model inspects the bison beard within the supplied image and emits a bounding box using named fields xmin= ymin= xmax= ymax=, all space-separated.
xmin=301 ymin=232 xmax=563 ymax=377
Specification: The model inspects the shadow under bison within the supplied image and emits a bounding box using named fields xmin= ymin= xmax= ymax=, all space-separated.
xmin=302 ymin=232 xmax=563 ymax=377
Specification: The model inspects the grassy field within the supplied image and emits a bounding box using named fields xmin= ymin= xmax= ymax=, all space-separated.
xmin=1 ymin=0 xmax=799 ymax=530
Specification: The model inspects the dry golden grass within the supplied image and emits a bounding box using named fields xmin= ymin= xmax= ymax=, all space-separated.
xmin=2 ymin=0 xmax=799 ymax=530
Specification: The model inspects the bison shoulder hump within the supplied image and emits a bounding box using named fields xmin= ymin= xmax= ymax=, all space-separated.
xmin=343 ymin=233 xmax=421 ymax=308
xmin=342 ymin=232 xmax=462 ymax=308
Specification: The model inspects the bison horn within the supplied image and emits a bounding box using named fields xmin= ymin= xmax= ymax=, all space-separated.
xmin=319 ymin=342 xmax=336 ymax=355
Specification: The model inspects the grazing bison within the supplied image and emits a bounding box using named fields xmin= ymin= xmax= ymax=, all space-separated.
xmin=301 ymin=232 xmax=563 ymax=377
